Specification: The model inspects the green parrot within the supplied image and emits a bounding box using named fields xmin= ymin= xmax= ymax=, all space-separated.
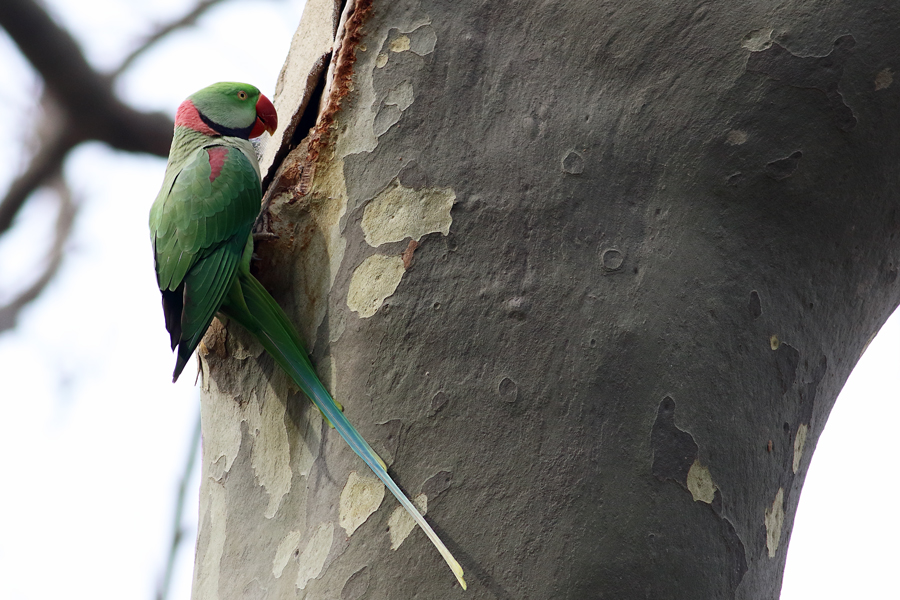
xmin=149 ymin=82 xmax=466 ymax=590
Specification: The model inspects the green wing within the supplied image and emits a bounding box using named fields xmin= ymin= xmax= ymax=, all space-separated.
xmin=150 ymin=143 xmax=260 ymax=380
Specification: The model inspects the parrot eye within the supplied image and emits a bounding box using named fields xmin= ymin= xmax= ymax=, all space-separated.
xmin=237 ymin=90 xmax=248 ymax=100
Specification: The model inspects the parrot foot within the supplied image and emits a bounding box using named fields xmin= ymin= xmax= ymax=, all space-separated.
xmin=252 ymin=201 xmax=278 ymax=239
xmin=316 ymin=399 xmax=344 ymax=429
xmin=252 ymin=230 xmax=279 ymax=242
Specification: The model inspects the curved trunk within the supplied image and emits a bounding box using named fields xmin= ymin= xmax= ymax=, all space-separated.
xmin=193 ymin=1 xmax=900 ymax=598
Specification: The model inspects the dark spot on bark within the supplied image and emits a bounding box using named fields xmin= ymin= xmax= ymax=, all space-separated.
xmin=796 ymin=354 xmax=826 ymax=425
xmin=747 ymin=34 xmax=857 ymax=131
xmin=398 ymin=159 xmax=428 ymax=190
xmin=498 ymin=376 xmax=518 ymax=402
xmin=775 ymin=343 xmax=800 ymax=394
xmin=562 ymin=150 xmax=585 ymax=174
xmin=601 ymin=248 xmax=624 ymax=271
xmin=431 ymin=390 xmax=449 ymax=412
xmin=720 ymin=514 xmax=749 ymax=592
xmin=651 ymin=399 xmax=749 ymax=591
xmin=765 ymin=150 xmax=803 ymax=181
xmin=749 ymin=290 xmax=762 ymax=318
xmin=341 ymin=566 xmax=370 ymax=600
xmin=375 ymin=419 xmax=402 ymax=461
xmin=650 ymin=396 xmax=698 ymax=486
xmin=504 ymin=296 xmax=529 ymax=320
xmin=445 ymin=232 xmax=458 ymax=252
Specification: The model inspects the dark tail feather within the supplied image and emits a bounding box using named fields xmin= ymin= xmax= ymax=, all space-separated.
xmin=172 ymin=343 xmax=193 ymax=382
xmin=161 ymin=288 xmax=183 ymax=351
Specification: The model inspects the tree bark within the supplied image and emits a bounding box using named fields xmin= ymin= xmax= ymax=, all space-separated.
xmin=193 ymin=1 xmax=900 ymax=598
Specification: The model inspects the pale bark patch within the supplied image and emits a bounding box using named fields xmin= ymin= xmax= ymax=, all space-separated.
xmin=686 ymin=459 xmax=717 ymax=503
xmin=725 ymin=129 xmax=748 ymax=145
xmin=792 ymin=423 xmax=808 ymax=474
xmin=347 ymin=254 xmax=405 ymax=318
xmin=384 ymin=81 xmax=414 ymax=111
xmin=765 ymin=487 xmax=785 ymax=558
xmin=875 ymin=67 xmax=893 ymax=90
xmin=361 ymin=179 xmax=455 ymax=247
xmin=741 ymin=28 xmax=774 ymax=51
xmin=193 ymin=480 xmax=228 ymax=600
xmin=339 ymin=471 xmax=386 ymax=536
xmin=296 ymin=522 xmax=335 ymax=590
xmin=333 ymin=16 xmax=435 ymax=160
xmin=273 ymin=530 xmax=304 ymax=578
xmin=388 ymin=493 xmax=427 ymax=550
xmin=389 ymin=35 xmax=410 ymax=52
xmin=247 ymin=388 xmax=293 ymax=518
xmin=201 ymin=374 xmax=247 ymax=475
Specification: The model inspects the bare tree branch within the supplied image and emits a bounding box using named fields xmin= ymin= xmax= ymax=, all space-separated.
xmin=112 ymin=0 xmax=232 ymax=79
xmin=0 ymin=178 xmax=77 ymax=333
xmin=0 ymin=0 xmax=245 ymax=324
xmin=0 ymin=116 xmax=75 ymax=238
xmin=0 ymin=0 xmax=174 ymax=155
xmin=0 ymin=0 xmax=174 ymax=247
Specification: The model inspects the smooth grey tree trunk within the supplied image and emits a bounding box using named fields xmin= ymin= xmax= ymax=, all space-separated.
xmin=192 ymin=1 xmax=900 ymax=598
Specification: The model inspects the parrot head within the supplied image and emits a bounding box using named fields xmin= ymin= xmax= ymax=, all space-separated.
xmin=175 ymin=82 xmax=278 ymax=139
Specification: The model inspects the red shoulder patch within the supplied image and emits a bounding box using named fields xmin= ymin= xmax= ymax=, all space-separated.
xmin=175 ymin=100 xmax=218 ymax=136
xmin=207 ymin=147 xmax=229 ymax=182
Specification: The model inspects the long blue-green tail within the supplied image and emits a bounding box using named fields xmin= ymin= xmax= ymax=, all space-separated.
xmin=220 ymin=273 xmax=466 ymax=590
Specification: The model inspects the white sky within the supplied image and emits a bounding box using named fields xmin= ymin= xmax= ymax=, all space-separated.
xmin=0 ymin=1 xmax=896 ymax=598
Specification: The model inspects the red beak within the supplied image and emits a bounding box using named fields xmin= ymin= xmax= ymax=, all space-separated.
xmin=250 ymin=93 xmax=278 ymax=138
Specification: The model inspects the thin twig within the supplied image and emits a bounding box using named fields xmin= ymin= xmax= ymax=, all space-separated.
xmin=0 ymin=0 xmax=172 ymax=240
xmin=0 ymin=178 xmax=78 ymax=333
xmin=112 ymin=0 xmax=232 ymax=79
xmin=0 ymin=0 xmax=248 ymax=325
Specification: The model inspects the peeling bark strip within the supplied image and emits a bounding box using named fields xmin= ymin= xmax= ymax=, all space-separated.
xmin=195 ymin=0 xmax=900 ymax=597
xmin=308 ymin=0 xmax=374 ymax=162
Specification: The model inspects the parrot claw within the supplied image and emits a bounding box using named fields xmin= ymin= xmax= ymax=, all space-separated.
xmin=252 ymin=230 xmax=279 ymax=242
xmin=317 ymin=398 xmax=344 ymax=429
